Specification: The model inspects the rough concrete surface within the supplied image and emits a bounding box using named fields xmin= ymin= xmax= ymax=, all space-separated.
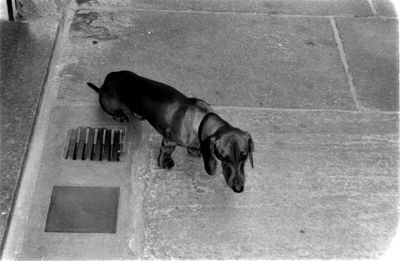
xmin=15 ymin=0 xmax=69 ymax=19
xmin=58 ymin=9 xmax=356 ymax=109
xmin=336 ymin=17 xmax=398 ymax=111
xmin=142 ymin=108 xmax=398 ymax=259
xmin=4 ymin=106 xmax=398 ymax=259
xmin=10 ymin=106 xmax=139 ymax=259
xmin=77 ymin=0 xmax=373 ymax=16
xmin=0 ymin=19 xmax=57 ymax=250
xmin=373 ymin=0 xmax=398 ymax=17
xmin=1 ymin=0 xmax=399 ymax=259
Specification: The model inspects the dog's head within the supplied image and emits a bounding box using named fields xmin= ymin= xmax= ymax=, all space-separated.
xmin=201 ymin=127 xmax=254 ymax=193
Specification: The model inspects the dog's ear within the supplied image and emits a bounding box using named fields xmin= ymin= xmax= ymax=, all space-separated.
xmin=200 ymin=135 xmax=218 ymax=175
xmin=246 ymin=132 xmax=254 ymax=168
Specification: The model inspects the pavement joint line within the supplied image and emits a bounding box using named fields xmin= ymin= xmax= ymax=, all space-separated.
xmin=54 ymin=101 xmax=400 ymax=114
xmin=329 ymin=16 xmax=366 ymax=112
xmin=212 ymin=105 xmax=399 ymax=114
xmin=71 ymin=6 xmax=398 ymax=19
xmin=366 ymin=0 xmax=378 ymax=16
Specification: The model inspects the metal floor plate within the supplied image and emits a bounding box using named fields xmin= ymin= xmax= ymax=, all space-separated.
xmin=45 ymin=186 xmax=120 ymax=233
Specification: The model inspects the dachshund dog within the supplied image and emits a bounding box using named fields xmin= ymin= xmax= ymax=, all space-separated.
xmin=87 ymin=71 xmax=254 ymax=192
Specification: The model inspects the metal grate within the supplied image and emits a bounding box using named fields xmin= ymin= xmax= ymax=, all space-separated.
xmin=65 ymin=127 xmax=124 ymax=161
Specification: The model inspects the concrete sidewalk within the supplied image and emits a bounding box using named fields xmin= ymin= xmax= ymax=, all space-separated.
xmin=1 ymin=0 xmax=399 ymax=259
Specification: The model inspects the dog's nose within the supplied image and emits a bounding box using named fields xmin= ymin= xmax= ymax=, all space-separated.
xmin=232 ymin=185 xmax=244 ymax=193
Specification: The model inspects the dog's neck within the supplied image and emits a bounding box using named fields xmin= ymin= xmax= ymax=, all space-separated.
xmin=198 ymin=113 xmax=229 ymax=142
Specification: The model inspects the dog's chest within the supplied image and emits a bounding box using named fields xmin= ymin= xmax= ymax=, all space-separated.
xmin=173 ymin=123 xmax=200 ymax=149
xmin=172 ymin=108 xmax=206 ymax=149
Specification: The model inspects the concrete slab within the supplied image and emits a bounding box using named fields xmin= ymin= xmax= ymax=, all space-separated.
xmin=336 ymin=17 xmax=398 ymax=111
xmin=0 ymin=19 xmax=57 ymax=250
xmin=15 ymin=0 xmax=69 ymax=20
xmin=140 ymin=108 xmax=398 ymax=259
xmin=373 ymin=0 xmax=398 ymax=17
xmin=4 ymin=104 xmax=398 ymax=259
xmin=57 ymin=9 xmax=356 ymax=110
xmin=77 ymin=0 xmax=373 ymax=17
xmin=4 ymin=106 xmax=143 ymax=259
xmin=0 ymin=0 xmax=8 ymax=20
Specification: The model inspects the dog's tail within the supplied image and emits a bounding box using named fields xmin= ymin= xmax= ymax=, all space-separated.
xmin=87 ymin=82 xmax=100 ymax=93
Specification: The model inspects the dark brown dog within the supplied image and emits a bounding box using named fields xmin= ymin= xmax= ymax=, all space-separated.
xmin=88 ymin=70 xmax=254 ymax=192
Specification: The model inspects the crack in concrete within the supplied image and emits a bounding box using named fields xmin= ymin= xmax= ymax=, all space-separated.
xmin=69 ymin=5 xmax=397 ymax=19
xmin=54 ymin=100 xmax=400 ymax=115
xmin=330 ymin=16 xmax=365 ymax=111
xmin=367 ymin=0 xmax=378 ymax=16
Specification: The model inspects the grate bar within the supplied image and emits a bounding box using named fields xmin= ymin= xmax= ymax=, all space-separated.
xmin=111 ymin=129 xmax=121 ymax=162
xmin=75 ymin=127 xmax=86 ymax=160
xmin=84 ymin=128 xmax=95 ymax=160
xmin=93 ymin=128 xmax=104 ymax=161
xmin=103 ymin=129 xmax=112 ymax=161
xmin=66 ymin=129 xmax=78 ymax=160
xmin=65 ymin=127 xmax=124 ymax=162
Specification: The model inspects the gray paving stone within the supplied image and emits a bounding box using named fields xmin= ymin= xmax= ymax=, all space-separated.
xmin=142 ymin=108 xmax=398 ymax=259
xmin=15 ymin=0 xmax=69 ymax=19
xmin=58 ymin=9 xmax=356 ymax=110
xmin=0 ymin=19 xmax=57 ymax=251
xmin=6 ymin=103 xmax=398 ymax=259
xmin=13 ymin=106 xmax=139 ymax=259
xmin=77 ymin=0 xmax=373 ymax=17
xmin=373 ymin=0 xmax=397 ymax=17
xmin=336 ymin=17 xmax=398 ymax=111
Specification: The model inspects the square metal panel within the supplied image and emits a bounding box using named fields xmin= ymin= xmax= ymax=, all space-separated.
xmin=45 ymin=186 xmax=120 ymax=233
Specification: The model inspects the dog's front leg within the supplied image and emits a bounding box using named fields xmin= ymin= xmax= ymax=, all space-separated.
xmin=158 ymin=137 xmax=176 ymax=169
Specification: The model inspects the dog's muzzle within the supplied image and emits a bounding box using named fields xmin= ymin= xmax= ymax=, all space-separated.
xmin=223 ymin=164 xmax=245 ymax=193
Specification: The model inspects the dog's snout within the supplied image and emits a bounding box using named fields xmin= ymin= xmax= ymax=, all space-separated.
xmin=232 ymin=176 xmax=244 ymax=193
xmin=232 ymin=184 xmax=244 ymax=193
xmin=221 ymin=161 xmax=246 ymax=193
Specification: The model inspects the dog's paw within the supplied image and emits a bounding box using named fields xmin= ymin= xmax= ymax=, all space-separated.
xmin=187 ymin=148 xmax=201 ymax=158
xmin=158 ymin=154 xmax=175 ymax=169
xmin=159 ymin=157 xmax=175 ymax=169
